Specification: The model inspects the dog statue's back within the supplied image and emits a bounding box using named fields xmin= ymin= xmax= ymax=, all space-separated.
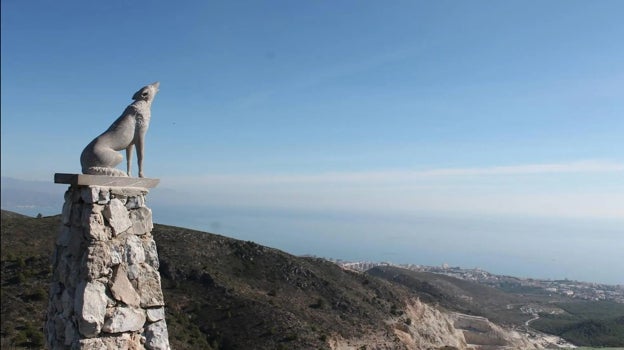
xmin=80 ymin=82 xmax=159 ymax=177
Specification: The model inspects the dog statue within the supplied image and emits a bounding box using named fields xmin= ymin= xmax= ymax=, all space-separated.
xmin=80 ymin=82 xmax=159 ymax=177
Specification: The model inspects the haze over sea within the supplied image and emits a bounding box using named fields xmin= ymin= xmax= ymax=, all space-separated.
xmin=150 ymin=201 xmax=623 ymax=286
xmin=2 ymin=2 xmax=623 ymax=285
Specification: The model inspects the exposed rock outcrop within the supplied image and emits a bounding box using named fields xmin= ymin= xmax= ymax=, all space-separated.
xmin=330 ymin=298 xmax=573 ymax=349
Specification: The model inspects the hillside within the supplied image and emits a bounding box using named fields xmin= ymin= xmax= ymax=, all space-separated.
xmin=531 ymin=302 xmax=624 ymax=347
xmin=1 ymin=209 xmax=620 ymax=349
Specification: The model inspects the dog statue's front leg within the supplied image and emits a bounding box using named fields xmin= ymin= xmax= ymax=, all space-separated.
xmin=126 ymin=144 xmax=134 ymax=177
xmin=136 ymin=138 xmax=145 ymax=178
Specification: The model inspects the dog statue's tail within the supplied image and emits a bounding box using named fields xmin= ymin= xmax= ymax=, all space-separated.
xmin=83 ymin=166 xmax=128 ymax=177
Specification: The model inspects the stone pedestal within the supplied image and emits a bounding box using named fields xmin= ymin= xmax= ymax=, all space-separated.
xmin=46 ymin=174 xmax=170 ymax=350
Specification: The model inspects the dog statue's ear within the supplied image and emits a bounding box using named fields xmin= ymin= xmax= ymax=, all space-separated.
xmin=132 ymin=89 xmax=143 ymax=101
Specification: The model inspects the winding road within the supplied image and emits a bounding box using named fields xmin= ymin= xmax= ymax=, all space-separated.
xmin=525 ymin=314 xmax=540 ymax=327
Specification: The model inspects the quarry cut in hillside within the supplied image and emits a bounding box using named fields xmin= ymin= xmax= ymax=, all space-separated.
xmin=329 ymin=298 xmax=573 ymax=349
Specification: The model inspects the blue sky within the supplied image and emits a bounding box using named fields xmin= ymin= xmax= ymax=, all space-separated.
xmin=2 ymin=1 xmax=623 ymax=282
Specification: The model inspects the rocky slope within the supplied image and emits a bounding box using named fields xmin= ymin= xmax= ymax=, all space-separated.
xmin=368 ymin=266 xmax=578 ymax=349
xmin=1 ymin=210 xmax=571 ymax=349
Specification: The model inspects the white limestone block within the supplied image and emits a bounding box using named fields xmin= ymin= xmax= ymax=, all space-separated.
xmin=102 ymin=306 xmax=146 ymax=333
xmin=126 ymin=234 xmax=146 ymax=265
xmin=127 ymin=263 xmax=140 ymax=280
xmin=110 ymin=187 xmax=148 ymax=197
xmin=136 ymin=263 xmax=165 ymax=307
xmin=78 ymin=333 xmax=139 ymax=349
xmin=129 ymin=207 xmax=153 ymax=235
xmin=81 ymin=187 xmax=99 ymax=204
xmin=75 ymin=280 xmax=107 ymax=337
xmin=84 ymin=213 xmax=111 ymax=241
xmin=145 ymin=319 xmax=171 ymax=350
xmin=125 ymin=194 xmax=145 ymax=209
xmin=142 ymin=237 xmax=160 ymax=270
xmin=110 ymin=265 xmax=140 ymax=307
xmin=84 ymin=242 xmax=112 ymax=280
xmin=103 ymin=198 xmax=132 ymax=235
xmin=146 ymin=307 xmax=165 ymax=322
xmin=81 ymin=186 xmax=110 ymax=204
xmin=110 ymin=243 xmax=124 ymax=266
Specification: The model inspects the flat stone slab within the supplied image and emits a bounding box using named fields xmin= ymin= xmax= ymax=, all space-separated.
xmin=55 ymin=173 xmax=159 ymax=188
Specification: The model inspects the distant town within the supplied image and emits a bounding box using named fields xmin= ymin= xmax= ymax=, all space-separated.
xmin=329 ymin=259 xmax=624 ymax=304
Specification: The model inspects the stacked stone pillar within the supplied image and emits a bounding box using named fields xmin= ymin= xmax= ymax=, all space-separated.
xmin=46 ymin=174 xmax=170 ymax=350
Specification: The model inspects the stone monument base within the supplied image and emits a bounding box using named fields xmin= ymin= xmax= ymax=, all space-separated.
xmin=46 ymin=174 xmax=170 ymax=350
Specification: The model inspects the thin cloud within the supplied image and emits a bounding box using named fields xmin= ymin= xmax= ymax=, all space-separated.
xmin=290 ymin=47 xmax=415 ymax=91
xmin=168 ymin=160 xmax=624 ymax=186
xmin=416 ymin=160 xmax=624 ymax=177
xmin=161 ymin=159 xmax=624 ymax=220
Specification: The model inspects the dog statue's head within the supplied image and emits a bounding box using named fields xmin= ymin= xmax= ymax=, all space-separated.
xmin=132 ymin=82 xmax=160 ymax=102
